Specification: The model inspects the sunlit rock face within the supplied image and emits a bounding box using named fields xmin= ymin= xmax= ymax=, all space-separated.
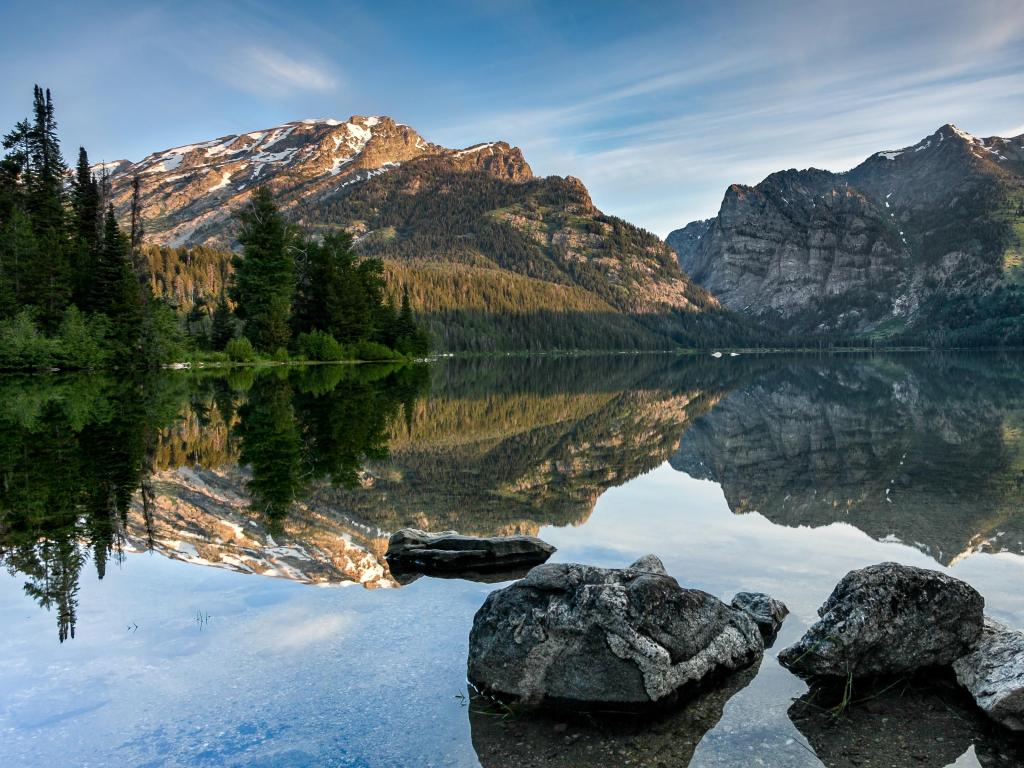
xmin=100 ymin=116 xmax=531 ymax=248
xmin=671 ymin=355 xmax=1024 ymax=564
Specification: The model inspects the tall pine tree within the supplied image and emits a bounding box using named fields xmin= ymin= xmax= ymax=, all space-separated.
xmin=230 ymin=187 xmax=296 ymax=352
xmin=93 ymin=205 xmax=142 ymax=356
xmin=70 ymin=147 xmax=101 ymax=309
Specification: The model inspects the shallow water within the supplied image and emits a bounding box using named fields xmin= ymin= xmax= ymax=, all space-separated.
xmin=2 ymin=353 xmax=1024 ymax=767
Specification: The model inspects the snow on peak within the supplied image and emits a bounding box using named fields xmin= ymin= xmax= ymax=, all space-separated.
xmin=454 ymin=142 xmax=497 ymax=158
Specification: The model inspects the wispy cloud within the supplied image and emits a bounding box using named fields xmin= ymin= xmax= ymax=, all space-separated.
xmin=228 ymin=46 xmax=339 ymax=95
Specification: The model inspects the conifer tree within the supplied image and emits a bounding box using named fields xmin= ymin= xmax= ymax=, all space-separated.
xmin=21 ymin=86 xmax=71 ymax=328
xmin=210 ymin=290 xmax=235 ymax=351
xmin=230 ymin=187 xmax=295 ymax=352
xmin=70 ymin=147 xmax=101 ymax=308
xmin=93 ymin=205 xmax=142 ymax=355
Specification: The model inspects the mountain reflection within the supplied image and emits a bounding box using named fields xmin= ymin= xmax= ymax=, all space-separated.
xmin=6 ymin=353 xmax=1024 ymax=642
xmin=672 ymin=354 xmax=1024 ymax=564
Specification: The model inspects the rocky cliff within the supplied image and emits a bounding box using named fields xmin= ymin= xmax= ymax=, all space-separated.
xmin=669 ymin=125 xmax=1024 ymax=338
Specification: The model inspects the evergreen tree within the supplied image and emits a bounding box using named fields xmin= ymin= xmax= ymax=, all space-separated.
xmin=129 ymin=173 xmax=145 ymax=278
xmin=19 ymin=86 xmax=71 ymax=328
xmin=70 ymin=147 xmax=101 ymax=308
xmin=0 ymin=208 xmax=36 ymax=316
xmin=210 ymin=290 xmax=235 ymax=350
xmin=230 ymin=187 xmax=295 ymax=352
xmin=93 ymin=205 xmax=142 ymax=356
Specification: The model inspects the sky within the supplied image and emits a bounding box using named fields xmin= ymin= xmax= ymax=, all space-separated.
xmin=1 ymin=0 xmax=1022 ymax=236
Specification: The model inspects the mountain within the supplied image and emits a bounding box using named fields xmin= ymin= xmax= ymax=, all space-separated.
xmin=669 ymin=124 xmax=1024 ymax=341
xmin=103 ymin=116 xmax=746 ymax=351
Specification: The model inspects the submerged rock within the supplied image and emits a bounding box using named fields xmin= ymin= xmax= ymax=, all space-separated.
xmin=730 ymin=591 xmax=788 ymax=646
xmin=384 ymin=529 xmax=555 ymax=575
xmin=788 ymin=672 xmax=1024 ymax=768
xmin=779 ymin=562 xmax=984 ymax=678
xmin=469 ymin=662 xmax=760 ymax=767
xmin=467 ymin=555 xmax=764 ymax=710
xmin=954 ymin=617 xmax=1024 ymax=732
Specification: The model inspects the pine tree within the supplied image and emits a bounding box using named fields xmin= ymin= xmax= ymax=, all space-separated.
xmin=129 ymin=174 xmax=145 ymax=279
xmin=230 ymin=187 xmax=295 ymax=352
xmin=397 ymin=284 xmax=416 ymax=338
xmin=93 ymin=205 xmax=142 ymax=356
xmin=0 ymin=208 xmax=36 ymax=317
xmin=70 ymin=147 xmax=101 ymax=308
xmin=210 ymin=290 xmax=235 ymax=350
xmin=21 ymin=86 xmax=71 ymax=328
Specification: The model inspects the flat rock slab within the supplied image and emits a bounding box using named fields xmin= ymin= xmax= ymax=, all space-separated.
xmin=385 ymin=529 xmax=555 ymax=573
xmin=779 ymin=562 xmax=984 ymax=678
xmin=954 ymin=617 xmax=1024 ymax=732
xmin=467 ymin=554 xmax=764 ymax=711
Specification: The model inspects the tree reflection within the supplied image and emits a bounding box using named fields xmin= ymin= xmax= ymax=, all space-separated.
xmin=0 ymin=363 xmax=430 ymax=641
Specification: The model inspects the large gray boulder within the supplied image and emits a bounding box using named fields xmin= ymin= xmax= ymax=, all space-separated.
xmin=779 ymin=562 xmax=984 ymax=678
xmin=954 ymin=618 xmax=1024 ymax=731
xmin=467 ymin=555 xmax=764 ymax=710
xmin=730 ymin=591 xmax=788 ymax=646
xmin=385 ymin=529 xmax=555 ymax=574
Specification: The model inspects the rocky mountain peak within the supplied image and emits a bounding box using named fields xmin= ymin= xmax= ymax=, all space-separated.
xmin=97 ymin=115 xmax=532 ymax=246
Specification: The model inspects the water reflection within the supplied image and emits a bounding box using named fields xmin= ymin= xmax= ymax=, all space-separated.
xmin=788 ymin=673 xmax=1024 ymax=767
xmin=6 ymin=353 xmax=1024 ymax=647
xmin=469 ymin=663 xmax=759 ymax=767
xmin=2 ymin=353 xmax=1024 ymax=766
xmin=672 ymin=354 xmax=1024 ymax=563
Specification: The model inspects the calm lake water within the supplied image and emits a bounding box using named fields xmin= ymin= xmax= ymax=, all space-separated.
xmin=2 ymin=353 xmax=1024 ymax=767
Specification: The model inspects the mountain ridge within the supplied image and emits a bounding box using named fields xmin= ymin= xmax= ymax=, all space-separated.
xmin=669 ymin=123 xmax=1024 ymax=340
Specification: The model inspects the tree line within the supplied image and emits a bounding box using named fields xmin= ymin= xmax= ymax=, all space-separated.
xmin=0 ymin=86 xmax=183 ymax=369
xmin=222 ymin=186 xmax=430 ymax=361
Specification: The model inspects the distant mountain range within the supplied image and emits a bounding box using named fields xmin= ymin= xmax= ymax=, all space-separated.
xmin=101 ymin=116 xmax=747 ymax=351
xmin=668 ymin=124 xmax=1024 ymax=342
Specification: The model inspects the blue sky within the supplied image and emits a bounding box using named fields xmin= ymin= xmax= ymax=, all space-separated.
xmin=2 ymin=0 xmax=1022 ymax=235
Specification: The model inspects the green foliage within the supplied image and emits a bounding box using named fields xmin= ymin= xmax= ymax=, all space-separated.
xmin=139 ymin=298 xmax=187 ymax=366
xmin=55 ymin=306 xmax=108 ymax=369
xmin=0 ymin=310 xmax=57 ymax=368
xmin=209 ymin=291 xmax=236 ymax=351
xmin=297 ymin=330 xmax=344 ymax=361
xmin=272 ymin=346 xmax=290 ymax=362
xmin=226 ymin=336 xmax=256 ymax=362
xmin=353 ymin=340 xmax=405 ymax=361
xmin=230 ymin=187 xmax=296 ymax=352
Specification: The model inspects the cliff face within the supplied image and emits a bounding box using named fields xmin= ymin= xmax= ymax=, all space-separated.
xmin=670 ymin=125 xmax=1024 ymax=335
xmin=670 ymin=355 xmax=1024 ymax=564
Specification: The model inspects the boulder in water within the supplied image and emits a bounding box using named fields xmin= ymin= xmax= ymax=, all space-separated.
xmin=467 ymin=555 xmax=764 ymax=710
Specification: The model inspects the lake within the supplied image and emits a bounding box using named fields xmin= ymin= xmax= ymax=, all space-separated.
xmin=2 ymin=353 xmax=1024 ymax=767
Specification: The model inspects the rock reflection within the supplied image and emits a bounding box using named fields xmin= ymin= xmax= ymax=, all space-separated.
xmin=469 ymin=662 xmax=759 ymax=768
xmin=788 ymin=674 xmax=1024 ymax=768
